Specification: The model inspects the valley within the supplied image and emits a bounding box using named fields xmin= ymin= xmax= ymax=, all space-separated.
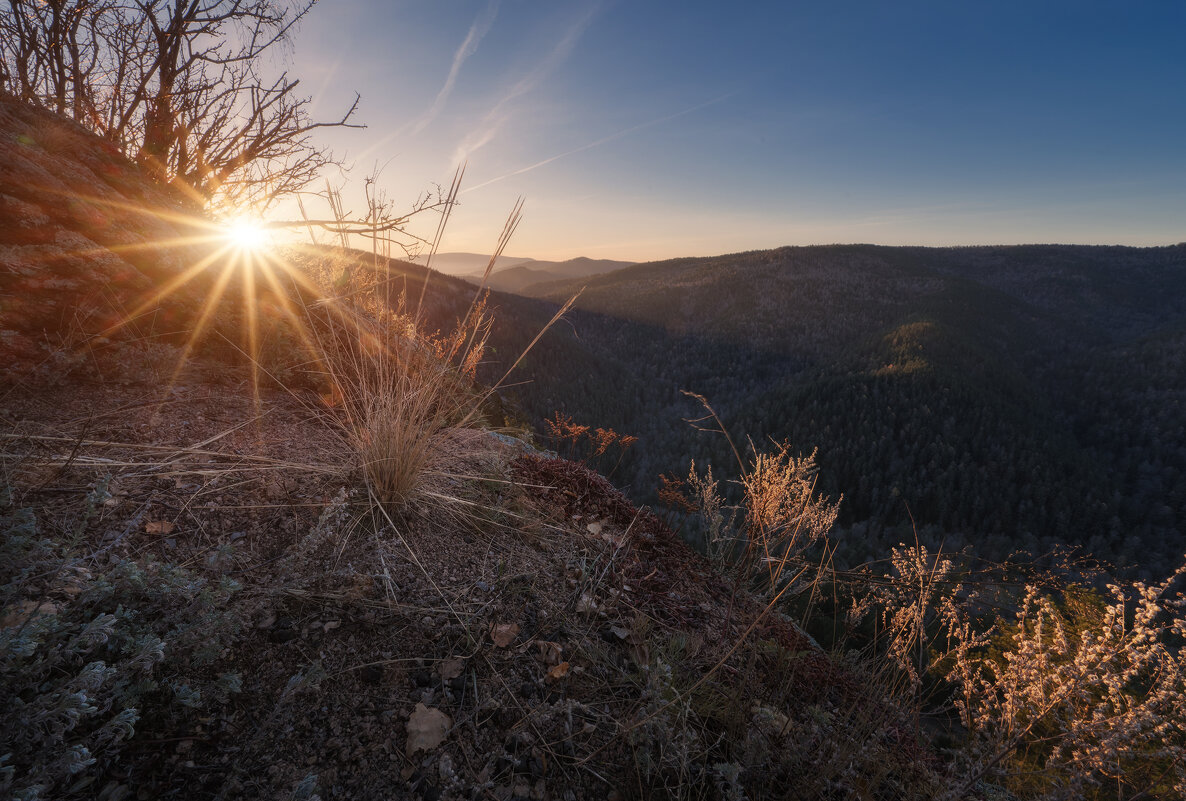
xmin=474 ymin=244 xmax=1186 ymax=575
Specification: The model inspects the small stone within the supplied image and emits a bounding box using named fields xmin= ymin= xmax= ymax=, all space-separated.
xmin=405 ymin=703 xmax=451 ymax=756
xmin=360 ymin=665 xmax=384 ymax=684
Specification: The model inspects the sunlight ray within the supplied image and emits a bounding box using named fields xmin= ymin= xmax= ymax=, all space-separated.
xmin=241 ymin=250 xmax=262 ymax=413
xmin=253 ymin=255 xmax=332 ymax=378
xmin=102 ymin=243 xmax=235 ymax=337
xmin=160 ymin=257 xmax=239 ymax=401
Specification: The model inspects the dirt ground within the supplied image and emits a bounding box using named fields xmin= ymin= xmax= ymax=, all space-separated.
xmin=2 ymin=344 xmax=907 ymax=801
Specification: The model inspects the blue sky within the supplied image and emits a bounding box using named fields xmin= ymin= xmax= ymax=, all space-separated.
xmin=287 ymin=0 xmax=1186 ymax=261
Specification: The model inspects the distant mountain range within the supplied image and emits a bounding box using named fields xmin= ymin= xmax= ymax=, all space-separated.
xmin=417 ymin=252 xmax=527 ymax=276
xmin=416 ymin=252 xmax=635 ymax=293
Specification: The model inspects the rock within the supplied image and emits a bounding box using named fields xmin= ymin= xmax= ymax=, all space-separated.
xmin=0 ymin=600 xmax=57 ymax=628
xmin=0 ymin=96 xmax=218 ymax=373
xmin=267 ymin=616 xmax=296 ymax=642
xmin=405 ymin=703 xmax=451 ymax=756
xmin=752 ymin=705 xmax=790 ymax=739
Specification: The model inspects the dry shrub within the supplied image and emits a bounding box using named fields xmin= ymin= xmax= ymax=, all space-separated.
xmin=943 ymin=565 xmax=1186 ymax=800
xmin=352 ymin=354 xmax=454 ymax=508
xmin=289 ymin=190 xmax=572 ymax=513
xmin=305 ymin=287 xmax=488 ymax=509
xmin=681 ymin=443 xmax=839 ymax=600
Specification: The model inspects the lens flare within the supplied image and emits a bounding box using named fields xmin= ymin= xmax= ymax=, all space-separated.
xmin=224 ymin=218 xmax=270 ymax=252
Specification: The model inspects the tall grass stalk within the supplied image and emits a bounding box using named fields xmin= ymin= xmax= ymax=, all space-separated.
xmin=293 ymin=177 xmax=569 ymax=511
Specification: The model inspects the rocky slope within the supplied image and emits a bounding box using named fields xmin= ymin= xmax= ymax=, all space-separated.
xmin=0 ymin=96 xmax=929 ymax=801
xmin=0 ymin=93 xmax=221 ymax=373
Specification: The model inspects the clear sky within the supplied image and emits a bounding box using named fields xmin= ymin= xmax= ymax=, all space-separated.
xmin=284 ymin=0 xmax=1186 ymax=262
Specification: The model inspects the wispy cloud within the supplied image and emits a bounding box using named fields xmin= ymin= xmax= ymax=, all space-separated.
xmin=464 ymin=93 xmax=736 ymax=193
xmin=402 ymin=1 xmax=499 ymax=139
xmin=452 ymin=3 xmax=600 ymax=166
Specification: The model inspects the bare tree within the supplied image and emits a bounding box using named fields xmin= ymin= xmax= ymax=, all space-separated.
xmin=0 ymin=0 xmax=360 ymax=209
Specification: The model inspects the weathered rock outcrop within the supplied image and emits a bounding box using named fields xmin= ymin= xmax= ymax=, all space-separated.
xmin=0 ymin=94 xmax=216 ymax=372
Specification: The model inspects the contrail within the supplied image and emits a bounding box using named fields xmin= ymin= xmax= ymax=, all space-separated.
xmin=403 ymin=1 xmax=499 ymax=138
xmin=452 ymin=3 xmax=600 ymax=165
xmin=463 ymin=93 xmax=736 ymax=193
xmin=349 ymin=2 xmax=499 ymax=164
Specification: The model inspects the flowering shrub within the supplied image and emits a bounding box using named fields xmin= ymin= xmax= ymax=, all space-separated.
xmin=867 ymin=540 xmax=1186 ymax=799
xmin=944 ymin=566 xmax=1186 ymax=800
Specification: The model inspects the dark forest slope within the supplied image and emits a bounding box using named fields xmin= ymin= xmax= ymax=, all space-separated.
xmin=504 ymin=244 xmax=1186 ymax=574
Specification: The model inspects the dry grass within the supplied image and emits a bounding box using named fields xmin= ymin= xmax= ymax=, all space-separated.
xmin=289 ymin=177 xmax=563 ymax=514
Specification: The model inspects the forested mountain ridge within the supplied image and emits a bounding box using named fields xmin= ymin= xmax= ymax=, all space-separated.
xmin=491 ymin=244 xmax=1186 ymax=575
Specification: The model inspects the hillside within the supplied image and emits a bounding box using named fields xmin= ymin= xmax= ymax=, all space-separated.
xmin=510 ymin=244 xmax=1186 ymax=574
xmin=0 ymin=96 xmax=219 ymax=372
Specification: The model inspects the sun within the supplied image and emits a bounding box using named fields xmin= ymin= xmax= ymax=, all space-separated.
xmin=223 ymin=217 xmax=270 ymax=252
